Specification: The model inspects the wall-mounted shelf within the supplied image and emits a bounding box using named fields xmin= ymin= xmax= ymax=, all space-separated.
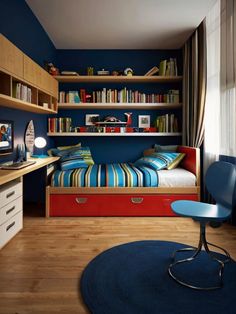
xmin=0 ymin=93 xmax=57 ymax=114
xmin=58 ymin=102 xmax=182 ymax=110
xmin=47 ymin=132 xmax=182 ymax=137
xmin=54 ymin=75 xmax=182 ymax=83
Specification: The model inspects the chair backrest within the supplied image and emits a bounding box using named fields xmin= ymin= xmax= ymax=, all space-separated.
xmin=206 ymin=161 xmax=236 ymax=209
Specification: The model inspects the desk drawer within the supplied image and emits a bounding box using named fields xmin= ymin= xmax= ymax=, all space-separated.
xmin=0 ymin=196 xmax=22 ymax=225
xmin=0 ymin=210 xmax=23 ymax=249
xmin=0 ymin=180 xmax=22 ymax=208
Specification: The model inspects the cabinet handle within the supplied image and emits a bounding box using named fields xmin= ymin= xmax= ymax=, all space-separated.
xmin=6 ymin=191 xmax=15 ymax=198
xmin=6 ymin=221 xmax=15 ymax=232
xmin=6 ymin=206 xmax=15 ymax=215
xmin=75 ymin=197 xmax=87 ymax=204
xmin=131 ymin=197 xmax=144 ymax=204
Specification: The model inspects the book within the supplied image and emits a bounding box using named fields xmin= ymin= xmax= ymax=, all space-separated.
xmin=144 ymin=66 xmax=159 ymax=76
xmin=159 ymin=60 xmax=167 ymax=76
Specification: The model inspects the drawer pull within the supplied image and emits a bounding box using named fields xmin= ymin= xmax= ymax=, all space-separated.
xmin=6 ymin=191 xmax=15 ymax=198
xmin=6 ymin=221 xmax=15 ymax=232
xmin=6 ymin=206 xmax=15 ymax=215
xmin=75 ymin=197 xmax=87 ymax=204
xmin=131 ymin=197 xmax=144 ymax=204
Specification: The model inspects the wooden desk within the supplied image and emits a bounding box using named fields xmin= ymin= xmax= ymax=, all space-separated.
xmin=0 ymin=157 xmax=59 ymax=186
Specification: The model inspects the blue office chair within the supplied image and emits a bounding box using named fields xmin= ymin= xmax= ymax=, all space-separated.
xmin=168 ymin=161 xmax=236 ymax=290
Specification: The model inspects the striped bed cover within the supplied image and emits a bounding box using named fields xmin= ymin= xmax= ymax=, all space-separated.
xmin=51 ymin=163 xmax=159 ymax=187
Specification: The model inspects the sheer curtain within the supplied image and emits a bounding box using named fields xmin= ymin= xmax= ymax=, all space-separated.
xmin=204 ymin=0 xmax=236 ymax=181
xmin=220 ymin=0 xmax=236 ymax=158
xmin=204 ymin=0 xmax=221 ymax=177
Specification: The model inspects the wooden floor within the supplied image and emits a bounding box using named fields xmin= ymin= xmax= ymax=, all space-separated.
xmin=0 ymin=212 xmax=236 ymax=314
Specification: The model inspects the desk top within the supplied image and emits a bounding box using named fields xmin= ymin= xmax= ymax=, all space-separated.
xmin=0 ymin=157 xmax=59 ymax=186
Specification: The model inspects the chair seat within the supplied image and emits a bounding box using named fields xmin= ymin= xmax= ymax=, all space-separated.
xmin=171 ymin=200 xmax=232 ymax=222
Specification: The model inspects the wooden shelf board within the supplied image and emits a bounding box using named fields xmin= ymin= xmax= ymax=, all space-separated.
xmin=47 ymin=132 xmax=182 ymax=137
xmin=0 ymin=94 xmax=57 ymax=114
xmin=54 ymin=75 xmax=183 ymax=83
xmin=58 ymin=102 xmax=182 ymax=110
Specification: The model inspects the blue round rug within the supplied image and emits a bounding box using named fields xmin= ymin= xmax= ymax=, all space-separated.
xmin=80 ymin=240 xmax=236 ymax=314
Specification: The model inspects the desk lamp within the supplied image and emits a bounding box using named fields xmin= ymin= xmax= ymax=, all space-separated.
xmin=32 ymin=137 xmax=48 ymax=158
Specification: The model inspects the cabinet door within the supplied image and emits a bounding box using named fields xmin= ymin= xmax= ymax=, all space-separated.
xmin=23 ymin=54 xmax=42 ymax=88
xmin=0 ymin=34 xmax=23 ymax=78
xmin=24 ymin=55 xmax=58 ymax=98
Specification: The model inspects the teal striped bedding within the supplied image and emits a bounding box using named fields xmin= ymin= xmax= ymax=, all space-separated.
xmin=51 ymin=163 xmax=159 ymax=187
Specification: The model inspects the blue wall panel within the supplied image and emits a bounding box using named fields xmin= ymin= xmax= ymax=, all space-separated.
xmin=0 ymin=0 xmax=56 ymax=66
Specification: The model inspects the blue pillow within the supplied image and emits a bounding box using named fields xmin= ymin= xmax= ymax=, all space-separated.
xmin=134 ymin=152 xmax=182 ymax=171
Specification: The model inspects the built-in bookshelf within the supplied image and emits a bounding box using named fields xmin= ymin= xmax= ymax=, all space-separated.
xmin=54 ymin=73 xmax=182 ymax=137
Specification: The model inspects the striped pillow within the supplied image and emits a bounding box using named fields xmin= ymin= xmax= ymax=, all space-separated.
xmin=134 ymin=152 xmax=185 ymax=171
xmin=60 ymin=147 xmax=94 ymax=170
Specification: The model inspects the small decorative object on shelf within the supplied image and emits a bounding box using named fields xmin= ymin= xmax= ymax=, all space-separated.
xmin=87 ymin=67 xmax=94 ymax=75
xmin=61 ymin=71 xmax=79 ymax=76
xmin=124 ymin=112 xmax=132 ymax=125
xmin=44 ymin=61 xmax=59 ymax=76
xmin=138 ymin=115 xmax=150 ymax=128
xmin=85 ymin=114 xmax=100 ymax=126
xmin=97 ymin=69 xmax=110 ymax=76
xmin=124 ymin=68 xmax=133 ymax=76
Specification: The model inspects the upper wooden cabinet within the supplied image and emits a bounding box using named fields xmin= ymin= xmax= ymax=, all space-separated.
xmin=0 ymin=34 xmax=58 ymax=114
xmin=23 ymin=55 xmax=58 ymax=98
xmin=0 ymin=34 xmax=24 ymax=79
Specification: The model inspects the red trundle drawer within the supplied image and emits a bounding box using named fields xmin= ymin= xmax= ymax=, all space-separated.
xmin=49 ymin=194 xmax=198 ymax=217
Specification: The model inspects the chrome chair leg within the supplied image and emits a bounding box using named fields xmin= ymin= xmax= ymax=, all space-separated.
xmin=168 ymin=222 xmax=231 ymax=290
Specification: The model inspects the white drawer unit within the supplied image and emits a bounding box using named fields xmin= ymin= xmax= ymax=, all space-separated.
xmin=0 ymin=180 xmax=22 ymax=208
xmin=0 ymin=178 xmax=23 ymax=249
xmin=0 ymin=196 xmax=23 ymax=224
xmin=0 ymin=210 xmax=23 ymax=249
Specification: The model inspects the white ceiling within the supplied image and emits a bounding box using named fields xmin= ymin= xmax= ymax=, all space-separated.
xmin=26 ymin=0 xmax=216 ymax=49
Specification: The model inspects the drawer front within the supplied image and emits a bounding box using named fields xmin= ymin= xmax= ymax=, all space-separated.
xmin=50 ymin=194 xmax=198 ymax=217
xmin=0 ymin=196 xmax=22 ymax=225
xmin=0 ymin=181 xmax=22 ymax=208
xmin=0 ymin=211 xmax=23 ymax=249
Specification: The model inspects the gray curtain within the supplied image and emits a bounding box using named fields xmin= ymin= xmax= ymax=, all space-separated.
xmin=182 ymin=20 xmax=207 ymax=148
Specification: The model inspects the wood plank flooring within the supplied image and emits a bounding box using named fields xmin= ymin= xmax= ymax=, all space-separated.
xmin=0 ymin=214 xmax=236 ymax=314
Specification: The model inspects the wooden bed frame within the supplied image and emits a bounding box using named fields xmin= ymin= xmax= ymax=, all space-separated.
xmin=46 ymin=146 xmax=200 ymax=217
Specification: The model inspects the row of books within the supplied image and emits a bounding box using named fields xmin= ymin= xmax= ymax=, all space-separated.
xmin=159 ymin=58 xmax=178 ymax=76
xmin=13 ymin=82 xmax=32 ymax=103
xmin=48 ymin=118 xmax=72 ymax=133
xmin=155 ymin=114 xmax=179 ymax=133
xmin=59 ymin=89 xmax=180 ymax=104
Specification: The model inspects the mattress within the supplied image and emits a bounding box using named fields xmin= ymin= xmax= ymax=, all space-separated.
xmin=157 ymin=168 xmax=196 ymax=187
xmin=51 ymin=163 xmax=196 ymax=188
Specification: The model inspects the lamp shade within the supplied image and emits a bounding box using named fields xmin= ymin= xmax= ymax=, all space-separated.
xmin=34 ymin=137 xmax=46 ymax=149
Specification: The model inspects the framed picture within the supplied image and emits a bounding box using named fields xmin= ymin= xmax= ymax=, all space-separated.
xmin=85 ymin=114 xmax=100 ymax=126
xmin=138 ymin=115 xmax=150 ymax=128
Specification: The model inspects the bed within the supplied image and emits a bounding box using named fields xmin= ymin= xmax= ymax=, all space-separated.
xmin=46 ymin=146 xmax=200 ymax=217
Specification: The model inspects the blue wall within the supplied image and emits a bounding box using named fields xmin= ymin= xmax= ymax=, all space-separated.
xmin=0 ymin=0 xmax=56 ymax=163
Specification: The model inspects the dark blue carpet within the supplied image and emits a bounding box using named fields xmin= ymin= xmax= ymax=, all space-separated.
xmin=80 ymin=241 xmax=236 ymax=314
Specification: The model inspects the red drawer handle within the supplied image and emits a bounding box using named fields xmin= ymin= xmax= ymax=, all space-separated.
xmin=75 ymin=197 xmax=87 ymax=204
xmin=131 ymin=197 xmax=143 ymax=204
